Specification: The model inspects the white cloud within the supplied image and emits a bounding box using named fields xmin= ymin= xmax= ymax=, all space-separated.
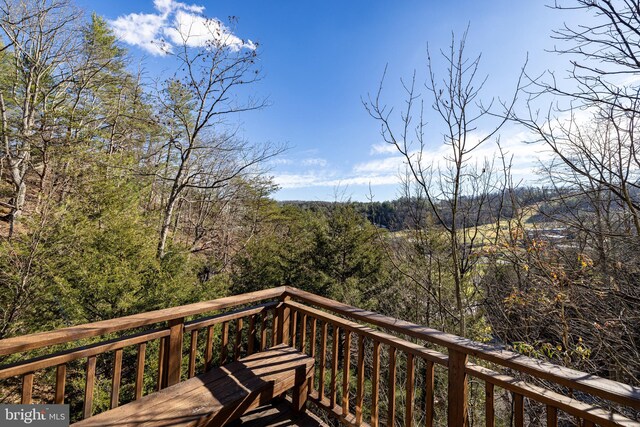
xmin=154 ymin=0 xmax=203 ymax=15
xmin=270 ymin=157 xmax=327 ymax=168
xmin=164 ymin=10 xmax=254 ymax=51
xmin=273 ymin=172 xmax=400 ymax=189
xmin=273 ymin=125 xmax=556 ymax=195
xmin=109 ymin=0 xmax=255 ymax=56
xmin=272 ymin=172 xmax=332 ymax=189
xmin=270 ymin=158 xmax=294 ymax=166
xmin=362 ymin=128 xmax=553 ymax=176
xmin=370 ymin=142 xmax=399 ymax=155
xmin=272 ymin=151 xmax=401 ymax=190
xmin=353 ymin=156 xmax=406 ymax=174
xmin=109 ymin=13 xmax=168 ymax=55
xmin=301 ymin=158 xmax=327 ymax=167
xmin=337 ymin=175 xmax=400 ymax=186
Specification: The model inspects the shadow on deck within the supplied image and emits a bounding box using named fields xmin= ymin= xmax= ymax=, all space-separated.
xmin=228 ymin=398 xmax=328 ymax=427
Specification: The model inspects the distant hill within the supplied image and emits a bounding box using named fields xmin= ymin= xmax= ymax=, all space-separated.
xmin=280 ymin=186 xmax=551 ymax=231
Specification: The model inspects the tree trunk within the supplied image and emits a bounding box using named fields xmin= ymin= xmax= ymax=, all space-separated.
xmin=157 ymin=195 xmax=177 ymax=259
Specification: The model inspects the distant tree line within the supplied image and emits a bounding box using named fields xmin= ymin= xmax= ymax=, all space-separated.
xmin=282 ymin=186 xmax=549 ymax=231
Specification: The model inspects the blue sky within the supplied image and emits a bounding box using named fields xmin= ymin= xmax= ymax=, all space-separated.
xmin=77 ymin=0 xmax=571 ymax=201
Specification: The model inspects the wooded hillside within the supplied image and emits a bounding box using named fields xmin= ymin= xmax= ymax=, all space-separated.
xmin=0 ymin=2 xmax=638 ymax=421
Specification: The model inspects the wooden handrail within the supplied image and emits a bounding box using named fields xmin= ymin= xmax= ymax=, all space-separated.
xmin=0 ymin=292 xmax=286 ymax=422
xmin=184 ymin=301 xmax=278 ymax=332
xmin=283 ymin=286 xmax=640 ymax=411
xmin=0 ymin=286 xmax=286 ymax=356
xmin=466 ymin=363 xmax=637 ymax=427
xmin=0 ymin=328 xmax=169 ymax=379
xmin=286 ymin=300 xmax=447 ymax=365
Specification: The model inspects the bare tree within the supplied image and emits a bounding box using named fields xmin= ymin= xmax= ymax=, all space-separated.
xmin=511 ymin=0 xmax=640 ymax=278
xmin=154 ymin=20 xmax=283 ymax=258
xmin=364 ymin=29 xmax=520 ymax=336
xmin=548 ymin=0 xmax=640 ymax=111
xmin=514 ymin=1 xmax=640 ymax=237
xmin=490 ymin=0 xmax=640 ymax=391
xmin=0 ymin=0 xmax=81 ymax=236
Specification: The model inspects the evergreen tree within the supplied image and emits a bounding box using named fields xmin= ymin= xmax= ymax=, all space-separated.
xmin=41 ymin=168 xmax=199 ymax=324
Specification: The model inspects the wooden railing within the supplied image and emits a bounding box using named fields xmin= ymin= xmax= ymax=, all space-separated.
xmin=283 ymin=287 xmax=640 ymax=426
xmin=0 ymin=287 xmax=286 ymax=421
xmin=0 ymin=286 xmax=639 ymax=426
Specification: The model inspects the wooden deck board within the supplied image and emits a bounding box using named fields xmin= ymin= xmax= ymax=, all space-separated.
xmin=73 ymin=345 xmax=314 ymax=427
xmin=228 ymin=398 xmax=328 ymax=427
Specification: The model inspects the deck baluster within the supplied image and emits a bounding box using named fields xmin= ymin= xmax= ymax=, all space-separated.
xmin=110 ymin=349 xmax=123 ymax=409
xmin=205 ymin=325 xmax=214 ymax=371
xmin=330 ymin=325 xmax=339 ymax=408
xmin=485 ymin=381 xmax=495 ymax=427
xmin=221 ymin=321 xmax=229 ymax=365
xmin=248 ymin=315 xmax=256 ymax=355
xmin=156 ymin=337 xmax=165 ymax=391
xmin=309 ymin=317 xmax=317 ymax=391
xmin=84 ymin=356 xmax=96 ymax=419
xmin=278 ymin=295 xmax=291 ymax=345
xmin=300 ymin=313 xmax=308 ymax=352
xmin=514 ymin=393 xmax=524 ymax=427
xmin=234 ymin=318 xmax=243 ymax=361
xmin=318 ymin=321 xmax=328 ymax=401
xmin=547 ymin=405 xmax=558 ymax=427
xmin=271 ymin=310 xmax=278 ymax=347
xmin=291 ymin=310 xmax=298 ymax=348
xmin=371 ymin=340 xmax=381 ymax=427
xmin=188 ymin=330 xmax=198 ymax=378
xmin=355 ymin=335 xmax=365 ymax=426
xmin=388 ymin=346 xmax=397 ymax=427
xmin=405 ymin=352 xmax=415 ymax=426
xmin=260 ymin=311 xmax=268 ymax=351
xmin=55 ymin=364 xmax=66 ymax=404
xmin=21 ymin=372 xmax=33 ymax=404
xmin=135 ymin=342 xmax=146 ymax=400
xmin=425 ymin=359 xmax=435 ymax=427
xmin=342 ymin=330 xmax=352 ymax=417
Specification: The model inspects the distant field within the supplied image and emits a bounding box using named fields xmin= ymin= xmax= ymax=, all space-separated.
xmin=388 ymin=205 xmax=553 ymax=247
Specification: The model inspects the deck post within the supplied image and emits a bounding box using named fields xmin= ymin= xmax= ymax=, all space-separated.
xmin=277 ymin=294 xmax=291 ymax=345
xmin=448 ymin=348 xmax=469 ymax=427
xmin=162 ymin=317 xmax=185 ymax=388
xmin=292 ymin=364 xmax=310 ymax=413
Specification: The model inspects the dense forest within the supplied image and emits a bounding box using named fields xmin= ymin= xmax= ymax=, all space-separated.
xmin=0 ymin=0 xmax=639 ymax=423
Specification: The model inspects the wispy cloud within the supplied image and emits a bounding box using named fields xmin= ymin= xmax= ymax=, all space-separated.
xmin=361 ymin=131 xmax=552 ymax=174
xmin=369 ymin=142 xmax=399 ymax=155
xmin=109 ymin=0 xmax=255 ymax=56
xmin=302 ymin=158 xmax=327 ymax=167
xmin=272 ymin=126 xmax=553 ymax=196
xmin=270 ymin=158 xmax=294 ymax=166
xmin=353 ymin=156 xmax=406 ymax=174
xmin=273 ymin=172 xmax=400 ymax=189
xmin=270 ymin=157 xmax=327 ymax=167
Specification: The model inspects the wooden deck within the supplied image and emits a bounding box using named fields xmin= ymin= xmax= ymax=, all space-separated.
xmin=229 ymin=399 xmax=329 ymax=427
xmin=72 ymin=344 xmax=314 ymax=426
xmin=1 ymin=286 xmax=639 ymax=426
